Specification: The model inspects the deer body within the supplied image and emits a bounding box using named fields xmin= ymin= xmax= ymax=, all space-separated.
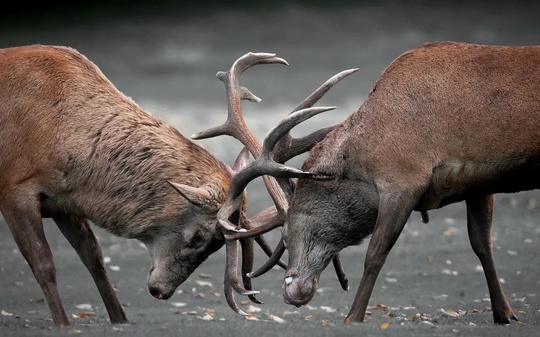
xmin=279 ymin=42 xmax=540 ymax=324
xmin=0 ymin=45 xmax=233 ymax=326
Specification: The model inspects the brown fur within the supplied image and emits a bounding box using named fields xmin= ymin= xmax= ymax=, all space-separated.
xmin=281 ymin=41 xmax=540 ymax=325
xmin=0 ymin=45 xmax=232 ymax=326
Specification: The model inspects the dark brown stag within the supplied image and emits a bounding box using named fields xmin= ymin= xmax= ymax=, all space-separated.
xmin=211 ymin=41 xmax=540 ymax=325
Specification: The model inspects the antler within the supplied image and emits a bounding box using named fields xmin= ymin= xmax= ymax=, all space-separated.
xmin=192 ymin=52 xmax=291 ymax=217
xmin=193 ymin=53 xmax=293 ymax=314
xmin=222 ymin=105 xmax=349 ymax=291
xmin=193 ymin=52 xmax=357 ymax=314
xmin=221 ymin=67 xmax=360 ymax=239
xmin=218 ymin=67 xmax=358 ymax=297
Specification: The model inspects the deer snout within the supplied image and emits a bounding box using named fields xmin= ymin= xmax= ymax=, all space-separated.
xmin=149 ymin=286 xmax=171 ymax=300
xmin=147 ymin=266 xmax=177 ymax=300
xmin=282 ymin=270 xmax=317 ymax=307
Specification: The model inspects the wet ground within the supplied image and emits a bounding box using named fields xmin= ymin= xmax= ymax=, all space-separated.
xmin=1 ymin=2 xmax=540 ymax=336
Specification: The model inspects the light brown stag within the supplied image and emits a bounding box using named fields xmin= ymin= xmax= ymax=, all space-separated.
xmin=0 ymin=45 xmax=293 ymax=327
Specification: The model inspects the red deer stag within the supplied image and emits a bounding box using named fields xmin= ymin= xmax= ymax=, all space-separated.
xmin=0 ymin=44 xmax=294 ymax=327
xmin=210 ymin=41 xmax=540 ymax=325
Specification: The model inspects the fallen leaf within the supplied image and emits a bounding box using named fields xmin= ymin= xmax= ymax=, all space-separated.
xmin=196 ymin=280 xmax=213 ymax=287
xmin=245 ymin=314 xmax=259 ymax=321
xmin=380 ymin=322 xmax=390 ymax=329
xmin=368 ymin=303 xmax=388 ymax=310
xmin=267 ymin=315 xmax=285 ymax=323
xmin=320 ymin=306 xmax=336 ymax=313
xmin=75 ymin=304 xmax=92 ymax=310
xmin=439 ymin=308 xmax=465 ymax=317
xmin=197 ymin=313 xmax=213 ymax=321
xmin=171 ymin=302 xmax=187 ymax=307
xmin=247 ymin=305 xmax=261 ymax=313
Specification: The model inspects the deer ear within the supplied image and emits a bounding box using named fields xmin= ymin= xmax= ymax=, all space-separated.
xmin=168 ymin=181 xmax=220 ymax=212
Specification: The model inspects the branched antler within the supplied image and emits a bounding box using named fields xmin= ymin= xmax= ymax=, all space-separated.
xmin=193 ymin=51 xmax=357 ymax=314
xmin=193 ymin=53 xmax=293 ymax=314
xmin=192 ymin=53 xmax=291 ymax=217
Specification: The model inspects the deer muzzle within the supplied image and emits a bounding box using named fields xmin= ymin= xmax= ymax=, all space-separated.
xmin=282 ymin=270 xmax=318 ymax=307
xmin=147 ymin=265 xmax=180 ymax=300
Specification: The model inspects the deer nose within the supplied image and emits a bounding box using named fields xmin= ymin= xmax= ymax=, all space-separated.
xmin=282 ymin=271 xmax=317 ymax=307
xmin=149 ymin=286 xmax=166 ymax=300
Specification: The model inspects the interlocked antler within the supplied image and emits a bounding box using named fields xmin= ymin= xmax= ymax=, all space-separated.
xmin=193 ymin=52 xmax=357 ymax=314
xmin=221 ymin=104 xmax=349 ymax=291
xmin=192 ymin=53 xmax=291 ymax=217
xmin=193 ymin=53 xmax=292 ymax=314
xmin=221 ymin=67 xmax=360 ymax=238
xmin=220 ymin=67 xmax=359 ymax=294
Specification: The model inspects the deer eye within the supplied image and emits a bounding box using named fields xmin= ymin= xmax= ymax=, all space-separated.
xmin=191 ymin=231 xmax=203 ymax=248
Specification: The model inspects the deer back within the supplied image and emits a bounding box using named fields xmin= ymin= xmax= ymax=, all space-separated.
xmin=0 ymin=45 xmax=232 ymax=234
xmin=304 ymin=41 xmax=540 ymax=209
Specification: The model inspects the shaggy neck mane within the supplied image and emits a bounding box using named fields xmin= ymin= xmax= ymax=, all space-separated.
xmin=70 ymin=109 xmax=230 ymax=237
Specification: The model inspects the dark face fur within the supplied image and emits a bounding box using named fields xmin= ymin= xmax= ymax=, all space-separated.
xmin=282 ymin=178 xmax=378 ymax=307
xmin=141 ymin=212 xmax=225 ymax=300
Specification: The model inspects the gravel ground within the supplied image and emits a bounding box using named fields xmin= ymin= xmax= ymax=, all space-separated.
xmin=1 ymin=2 xmax=539 ymax=336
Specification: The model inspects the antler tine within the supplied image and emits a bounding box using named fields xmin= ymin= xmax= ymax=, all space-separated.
xmin=239 ymin=205 xmax=287 ymax=304
xmin=191 ymin=52 xmax=288 ymax=150
xmin=223 ymin=204 xmax=288 ymax=311
xmin=272 ymin=125 xmax=336 ymax=164
xmin=261 ymin=106 xmax=336 ymax=155
xmin=224 ymin=239 xmax=259 ymax=316
xmin=292 ymin=68 xmax=359 ymax=113
xmin=272 ymin=68 xmax=359 ymax=164
xmin=333 ymin=254 xmax=349 ymax=291
xmin=247 ymin=237 xmax=286 ymax=278
xmin=239 ymin=236 xmax=263 ymax=304
xmin=248 ymin=206 xmax=287 ymax=269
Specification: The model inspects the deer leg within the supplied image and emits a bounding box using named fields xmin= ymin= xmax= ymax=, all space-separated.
xmin=53 ymin=215 xmax=128 ymax=324
xmin=466 ymin=195 xmax=517 ymax=324
xmin=1 ymin=202 xmax=69 ymax=327
xmin=345 ymin=190 xmax=417 ymax=324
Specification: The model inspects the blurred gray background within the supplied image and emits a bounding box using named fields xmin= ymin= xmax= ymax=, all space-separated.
xmin=1 ymin=1 xmax=539 ymax=336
